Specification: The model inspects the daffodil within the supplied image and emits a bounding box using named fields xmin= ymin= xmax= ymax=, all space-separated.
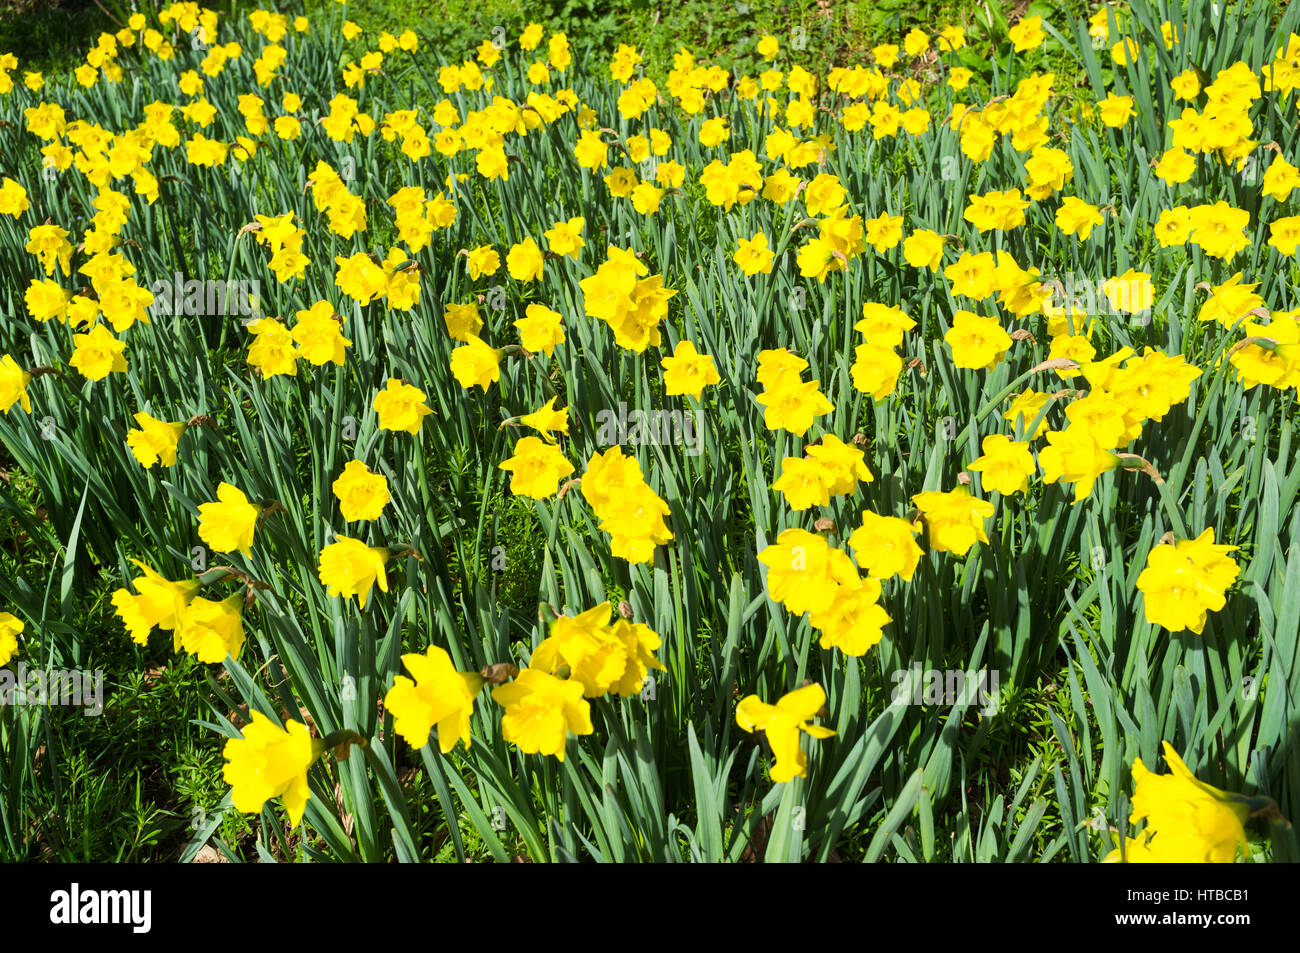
xmin=0 ymin=355 xmax=33 ymax=415
xmin=661 ymin=340 xmax=720 ymax=400
xmin=332 ymin=460 xmax=390 ymax=522
xmin=1136 ymin=530 xmax=1240 ymax=634
xmin=111 ymin=560 xmax=200 ymax=646
xmin=198 ymin=483 xmax=263 ymax=557
xmin=498 ymin=436 xmax=574 ymax=498
xmin=847 ymin=511 xmax=923 ymax=582
xmin=735 ymin=682 xmax=836 ymax=782
xmin=222 ymin=712 xmax=322 ymax=827
xmin=125 ymin=412 xmax=187 ymax=468
xmin=449 ymin=335 xmax=502 ymax=392
xmin=384 ymin=645 xmax=485 ymax=752
xmin=912 ymin=485 xmax=995 ymax=555
xmin=491 ymin=668 xmax=593 ymax=760
xmin=0 ymin=612 xmax=24 ymax=666
xmin=69 ymin=324 xmax=128 ymax=381
xmin=177 ymin=594 xmax=245 ymax=663
xmin=318 ymin=535 xmax=390 ymax=608
xmin=967 ymin=434 xmax=1036 ymax=495
xmin=373 ymin=378 xmax=433 ymax=434
xmin=1104 ymin=743 xmax=1251 ymax=863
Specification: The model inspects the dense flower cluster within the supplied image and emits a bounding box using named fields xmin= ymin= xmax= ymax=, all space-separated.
xmin=0 ymin=0 xmax=1291 ymax=860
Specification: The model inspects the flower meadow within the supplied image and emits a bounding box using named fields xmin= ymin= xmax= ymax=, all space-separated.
xmin=0 ymin=0 xmax=1298 ymax=863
